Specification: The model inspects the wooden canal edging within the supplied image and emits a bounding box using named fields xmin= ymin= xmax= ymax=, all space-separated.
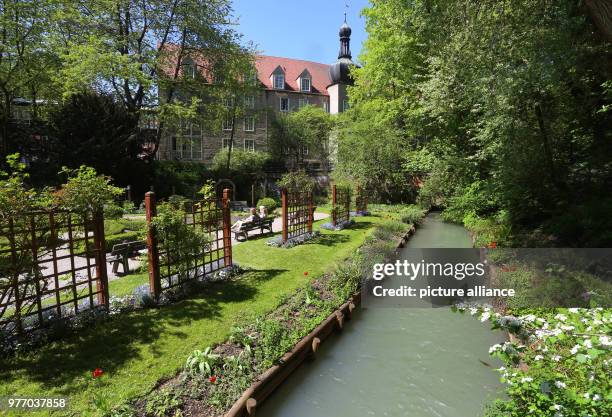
xmin=224 ymin=223 xmax=420 ymax=417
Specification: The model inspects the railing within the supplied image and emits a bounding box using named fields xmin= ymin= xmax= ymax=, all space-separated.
xmin=332 ymin=185 xmax=351 ymax=226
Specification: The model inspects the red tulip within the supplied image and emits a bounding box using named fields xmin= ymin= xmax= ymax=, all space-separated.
xmin=209 ymin=376 xmax=217 ymax=384
xmin=303 ymin=271 xmax=309 ymax=276
xmin=92 ymin=368 xmax=104 ymax=378
xmin=488 ymin=242 xmax=497 ymax=249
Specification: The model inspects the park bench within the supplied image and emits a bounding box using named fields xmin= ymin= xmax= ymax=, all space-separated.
xmin=108 ymin=241 xmax=146 ymax=275
xmin=232 ymin=217 xmax=274 ymax=242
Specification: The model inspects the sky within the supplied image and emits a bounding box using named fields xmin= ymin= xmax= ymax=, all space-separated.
xmin=231 ymin=0 xmax=370 ymax=65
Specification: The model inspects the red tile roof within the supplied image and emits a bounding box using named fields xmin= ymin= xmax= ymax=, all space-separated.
xmin=255 ymin=55 xmax=331 ymax=95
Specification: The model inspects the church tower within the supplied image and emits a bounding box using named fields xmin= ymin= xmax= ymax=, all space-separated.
xmin=327 ymin=13 xmax=357 ymax=114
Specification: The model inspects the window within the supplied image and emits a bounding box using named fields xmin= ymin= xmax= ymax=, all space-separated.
xmin=172 ymin=123 xmax=202 ymax=160
xmin=303 ymin=146 xmax=309 ymax=156
xmin=244 ymin=139 xmax=255 ymax=152
xmin=222 ymin=119 xmax=233 ymax=131
xmin=323 ymin=102 xmax=330 ymax=113
xmin=343 ymin=99 xmax=350 ymax=111
xmin=273 ymin=73 xmax=285 ymax=89
xmin=244 ymin=116 xmax=255 ymax=132
xmin=280 ymin=97 xmax=289 ymax=112
xmin=182 ymin=59 xmax=196 ymax=79
xmin=222 ymin=138 xmax=233 ymax=149
xmin=244 ymin=96 xmax=255 ymax=109
xmin=300 ymin=77 xmax=311 ymax=92
xmin=224 ymin=96 xmax=234 ymax=108
xmin=298 ymin=98 xmax=309 ymax=109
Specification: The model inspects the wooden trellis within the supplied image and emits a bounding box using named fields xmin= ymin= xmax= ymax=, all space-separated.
xmin=145 ymin=189 xmax=232 ymax=298
xmin=281 ymin=190 xmax=314 ymax=242
xmin=0 ymin=209 xmax=108 ymax=337
xmin=332 ymin=185 xmax=351 ymax=226
xmin=355 ymin=185 xmax=368 ymax=213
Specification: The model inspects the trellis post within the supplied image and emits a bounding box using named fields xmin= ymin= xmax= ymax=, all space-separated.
xmin=307 ymin=192 xmax=314 ymax=233
xmin=222 ymin=188 xmax=233 ymax=268
xmin=145 ymin=192 xmax=162 ymax=299
xmin=332 ymin=184 xmax=337 ymax=227
xmin=92 ymin=210 xmax=109 ymax=308
xmin=281 ymin=188 xmax=288 ymax=242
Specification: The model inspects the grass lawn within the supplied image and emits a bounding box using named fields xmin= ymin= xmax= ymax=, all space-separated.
xmin=0 ymin=215 xmax=382 ymax=416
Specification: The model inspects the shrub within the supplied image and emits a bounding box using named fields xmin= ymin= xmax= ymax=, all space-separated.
xmin=277 ymin=169 xmax=315 ymax=192
xmin=256 ymin=197 xmax=277 ymax=213
xmin=399 ymin=205 xmax=426 ymax=225
xmin=55 ymin=166 xmax=123 ymax=213
xmin=185 ymin=346 xmax=221 ymax=376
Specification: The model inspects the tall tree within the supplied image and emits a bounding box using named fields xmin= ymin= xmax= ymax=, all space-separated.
xmin=54 ymin=0 xmax=253 ymax=158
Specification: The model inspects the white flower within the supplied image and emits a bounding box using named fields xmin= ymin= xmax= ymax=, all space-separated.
xmin=489 ymin=344 xmax=501 ymax=354
xmin=520 ymin=377 xmax=533 ymax=383
xmin=568 ymin=308 xmax=580 ymax=313
xmin=554 ymin=314 xmax=567 ymax=322
xmin=553 ymin=404 xmax=563 ymax=410
xmin=555 ymin=381 xmax=566 ymax=389
xmin=570 ymin=344 xmax=581 ymax=355
xmin=599 ymin=335 xmax=611 ymax=347
xmin=481 ymin=311 xmax=491 ymax=322
xmin=583 ymin=339 xmax=592 ymax=349
xmin=559 ymin=325 xmax=575 ymax=331
xmin=552 ymin=355 xmax=562 ymax=362
xmin=593 ymin=394 xmax=600 ymax=401
xmin=583 ymin=393 xmax=590 ymax=399
xmin=534 ymin=355 xmax=543 ymax=361
xmin=469 ymin=307 xmax=478 ymax=316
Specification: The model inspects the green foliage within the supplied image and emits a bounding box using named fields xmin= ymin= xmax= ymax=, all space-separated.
xmin=211 ymin=149 xmax=269 ymax=174
xmin=255 ymin=198 xmax=277 ymax=213
xmin=197 ymin=180 xmax=216 ymax=200
xmin=185 ymin=346 xmax=221 ymax=377
xmin=56 ymin=166 xmax=123 ymax=213
xmin=352 ymin=0 xmax=612 ymax=245
xmin=144 ymin=389 xmax=182 ymax=417
xmin=255 ymin=319 xmax=295 ymax=368
xmin=277 ymin=169 xmax=315 ymax=193
xmin=0 ymin=154 xmax=44 ymax=218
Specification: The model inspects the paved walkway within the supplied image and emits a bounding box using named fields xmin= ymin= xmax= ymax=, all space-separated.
xmin=231 ymin=212 xmax=329 ymax=245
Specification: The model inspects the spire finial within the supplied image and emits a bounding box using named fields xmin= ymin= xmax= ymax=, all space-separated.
xmin=344 ymin=1 xmax=348 ymax=22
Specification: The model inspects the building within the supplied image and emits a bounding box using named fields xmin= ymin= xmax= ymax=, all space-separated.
xmin=157 ymin=17 xmax=357 ymax=168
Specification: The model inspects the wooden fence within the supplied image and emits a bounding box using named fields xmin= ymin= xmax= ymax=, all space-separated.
xmin=332 ymin=185 xmax=351 ymax=226
xmin=0 ymin=209 xmax=108 ymax=337
xmin=281 ymin=190 xmax=314 ymax=242
xmin=145 ymin=189 xmax=233 ymax=299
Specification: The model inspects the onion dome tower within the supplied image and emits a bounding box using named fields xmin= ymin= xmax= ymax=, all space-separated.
xmin=327 ymin=13 xmax=357 ymax=114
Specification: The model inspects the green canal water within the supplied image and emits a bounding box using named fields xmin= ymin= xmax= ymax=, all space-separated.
xmin=259 ymin=213 xmax=505 ymax=417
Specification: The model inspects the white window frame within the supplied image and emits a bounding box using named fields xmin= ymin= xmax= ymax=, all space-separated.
xmin=273 ymin=73 xmax=285 ymax=89
xmin=244 ymin=95 xmax=255 ymax=109
xmin=222 ymin=138 xmax=233 ymax=150
xmin=280 ymin=97 xmax=289 ymax=112
xmin=323 ymin=102 xmax=330 ymax=113
xmin=300 ymin=77 xmax=311 ymax=92
xmin=244 ymin=138 xmax=255 ymax=152
xmin=224 ymin=96 xmax=234 ymax=108
xmin=222 ymin=119 xmax=233 ymax=131
xmin=298 ymin=98 xmax=309 ymax=109
xmin=244 ymin=116 xmax=255 ymax=132
xmin=174 ymin=123 xmax=203 ymax=160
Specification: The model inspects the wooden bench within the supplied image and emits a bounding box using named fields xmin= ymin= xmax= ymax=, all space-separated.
xmin=108 ymin=241 xmax=146 ymax=275
xmin=232 ymin=217 xmax=274 ymax=242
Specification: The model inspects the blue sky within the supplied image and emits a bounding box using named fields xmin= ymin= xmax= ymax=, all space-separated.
xmin=231 ymin=0 xmax=370 ymax=64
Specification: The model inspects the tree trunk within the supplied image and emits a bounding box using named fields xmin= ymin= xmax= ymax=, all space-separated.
xmin=226 ymin=105 xmax=237 ymax=171
xmin=584 ymin=0 xmax=612 ymax=42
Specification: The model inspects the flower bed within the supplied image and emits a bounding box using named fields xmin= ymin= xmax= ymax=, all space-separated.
xmin=455 ymin=304 xmax=611 ymax=417
xmin=320 ymin=219 xmax=355 ymax=231
xmin=266 ymin=231 xmax=320 ymax=248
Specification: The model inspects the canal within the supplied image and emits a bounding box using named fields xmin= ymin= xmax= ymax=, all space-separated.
xmin=259 ymin=213 xmax=505 ymax=417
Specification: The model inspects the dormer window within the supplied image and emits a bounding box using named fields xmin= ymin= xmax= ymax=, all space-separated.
xmin=297 ymin=70 xmax=312 ymax=92
xmin=273 ymin=73 xmax=285 ymax=89
xmin=271 ymin=66 xmax=285 ymax=90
